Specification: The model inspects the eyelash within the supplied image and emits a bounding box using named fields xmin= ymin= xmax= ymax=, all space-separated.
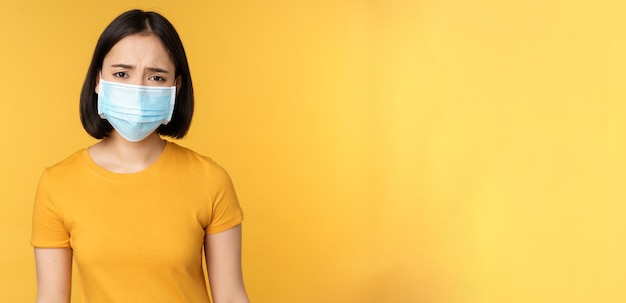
xmin=112 ymin=72 xmax=166 ymax=82
xmin=113 ymin=72 xmax=128 ymax=78
xmin=149 ymin=76 xmax=166 ymax=82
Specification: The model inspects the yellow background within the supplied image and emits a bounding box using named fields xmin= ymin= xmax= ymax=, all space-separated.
xmin=1 ymin=0 xmax=625 ymax=302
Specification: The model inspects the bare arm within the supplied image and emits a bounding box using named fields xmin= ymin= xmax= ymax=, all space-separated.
xmin=205 ymin=224 xmax=250 ymax=303
xmin=34 ymin=248 xmax=72 ymax=303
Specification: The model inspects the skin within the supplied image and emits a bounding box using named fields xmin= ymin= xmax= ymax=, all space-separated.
xmin=34 ymin=33 xmax=250 ymax=303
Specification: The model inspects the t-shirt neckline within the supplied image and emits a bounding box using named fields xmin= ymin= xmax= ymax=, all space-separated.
xmin=81 ymin=141 xmax=172 ymax=182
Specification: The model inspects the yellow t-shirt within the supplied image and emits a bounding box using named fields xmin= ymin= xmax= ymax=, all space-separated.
xmin=31 ymin=141 xmax=243 ymax=302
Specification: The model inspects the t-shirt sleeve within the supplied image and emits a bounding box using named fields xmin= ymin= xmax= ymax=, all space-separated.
xmin=31 ymin=170 xmax=71 ymax=248
xmin=206 ymin=160 xmax=244 ymax=234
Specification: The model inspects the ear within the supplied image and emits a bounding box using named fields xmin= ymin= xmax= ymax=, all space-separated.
xmin=94 ymin=72 xmax=101 ymax=94
xmin=175 ymin=75 xmax=182 ymax=97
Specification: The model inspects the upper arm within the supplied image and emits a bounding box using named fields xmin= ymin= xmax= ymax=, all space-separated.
xmin=34 ymin=248 xmax=72 ymax=303
xmin=205 ymin=224 xmax=250 ymax=303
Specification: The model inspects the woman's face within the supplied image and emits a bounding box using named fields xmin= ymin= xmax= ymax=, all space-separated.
xmin=96 ymin=33 xmax=180 ymax=90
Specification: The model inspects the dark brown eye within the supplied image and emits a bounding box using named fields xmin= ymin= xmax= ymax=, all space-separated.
xmin=149 ymin=75 xmax=166 ymax=82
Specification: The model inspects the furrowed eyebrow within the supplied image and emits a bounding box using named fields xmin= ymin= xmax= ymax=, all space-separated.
xmin=109 ymin=64 xmax=170 ymax=73
xmin=147 ymin=67 xmax=170 ymax=73
xmin=110 ymin=64 xmax=134 ymax=69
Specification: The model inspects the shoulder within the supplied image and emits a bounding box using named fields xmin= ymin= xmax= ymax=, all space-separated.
xmin=166 ymin=141 xmax=216 ymax=165
xmin=36 ymin=148 xmax=89 ymax=198
xmin=42 ymin=149 xmax=87 ymax=178
xmin=165 ymin=141 xmax=230 ymax=178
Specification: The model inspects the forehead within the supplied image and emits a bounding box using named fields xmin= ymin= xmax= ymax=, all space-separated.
xmin=103 ymin=33 xmax=174 ymax=68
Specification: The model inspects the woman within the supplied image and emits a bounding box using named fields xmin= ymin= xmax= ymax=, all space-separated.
xmin=31 ymin=9 xmax=250 ymax=303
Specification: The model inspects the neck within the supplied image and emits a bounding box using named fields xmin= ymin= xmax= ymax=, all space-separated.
xmin=89 ymin=131 xmax=166 ymax=174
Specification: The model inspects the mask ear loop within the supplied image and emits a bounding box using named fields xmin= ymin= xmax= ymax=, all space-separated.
xmin=96 ymin=71 xmax=103 ymax=95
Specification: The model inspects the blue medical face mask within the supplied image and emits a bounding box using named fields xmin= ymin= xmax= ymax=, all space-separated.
xmin=97 ymin=78 xmax=176 ymax=142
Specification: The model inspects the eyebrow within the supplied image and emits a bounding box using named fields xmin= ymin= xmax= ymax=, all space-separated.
xmin=110 ymin=64 xmax=170 ymax=73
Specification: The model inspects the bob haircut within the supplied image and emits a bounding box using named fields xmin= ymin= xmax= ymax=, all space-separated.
xmin=80 ymin=9 xmax=194 ymax=139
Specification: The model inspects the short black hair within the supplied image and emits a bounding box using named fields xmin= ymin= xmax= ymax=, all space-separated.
xmin=80 ymin=9 xmax=194 ymax=139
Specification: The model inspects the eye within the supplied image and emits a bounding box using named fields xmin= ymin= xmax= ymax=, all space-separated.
xmin=113 ymin=72 xmax=128 ymax=78
xmin=149 ymin=75 xmax=166 ymax=82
